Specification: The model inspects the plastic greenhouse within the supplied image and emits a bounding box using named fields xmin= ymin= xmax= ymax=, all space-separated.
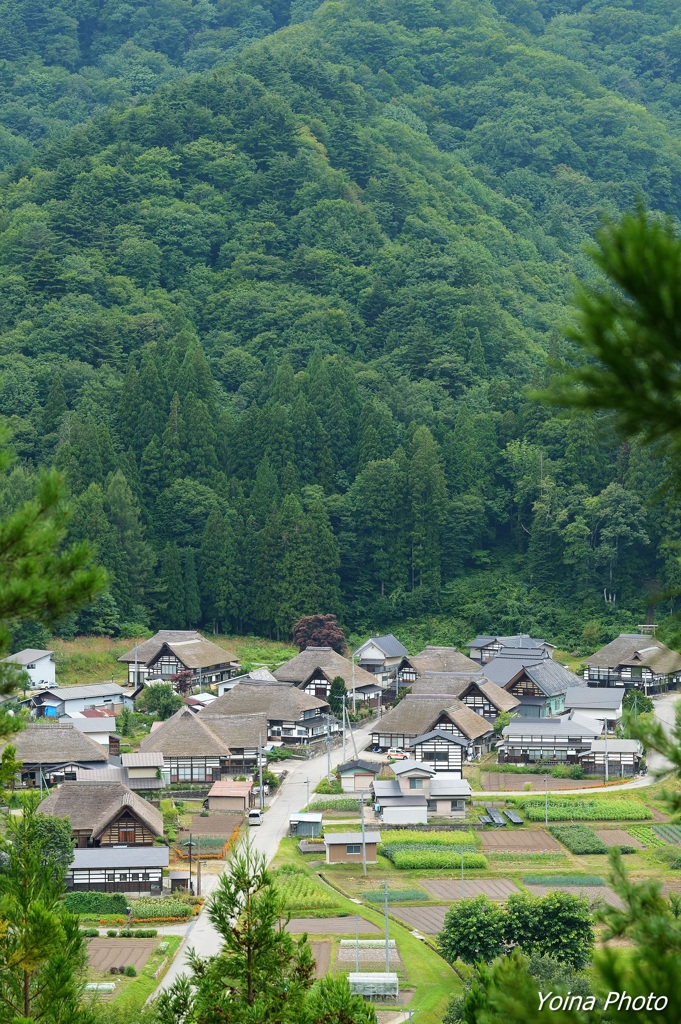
xmin=348 ymin=973 xmax=399 ymax=1000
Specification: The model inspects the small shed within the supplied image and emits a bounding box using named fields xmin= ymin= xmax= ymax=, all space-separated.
xmin=337 ymin=759 xmax=381 ymax=793
xmin=169 ymin=870 xmax=190 ymax=893
xmin=325 ymin=831 xmax=381 ymax=864
xmin=206 ymin=780 xmax=253 ymax=811
xmin=289 ymin=812 xmax=323 ymax=838
xmin=348 ymin=973 xmax=399 ymax=1000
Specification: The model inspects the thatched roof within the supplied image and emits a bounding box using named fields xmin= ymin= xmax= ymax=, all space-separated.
xmin=199 ymin=683 xmax=328 ymax=720
xmin=410 ymin=675 xmax=520 ymax=713
xmin=38 ymin=780 xmax=163 ymax=837
xmin=584 ymin=634 xmax=681 ymax=675
xmin=375 ymin=695 xmax=492 ymax=741
xmin=404 ymin=646 xmax=479 ymax=675
xmin=118 ymin=631 xmax=204 ymax=664
xmin=139 ymin=707 xmax=231 ymax=757
xmin=8 ymin=722 xmax=108 ymax=765
xmin=273 ymin=647 xmax=376 ymax=690
xmin=200 ymin=713 xmax=268 ymax=749
xmin=148 ymin=638 xmax=238 ymax=671
xmin=476 ymin=680 xmax=521 ymax=712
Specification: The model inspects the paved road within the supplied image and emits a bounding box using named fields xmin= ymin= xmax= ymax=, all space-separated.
xmin=154 ymin=722 xmax=375 ymax=995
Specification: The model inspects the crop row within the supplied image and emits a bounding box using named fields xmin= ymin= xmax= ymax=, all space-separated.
xmin=628 ymin=826 xmax=667 ymax=848
xmin=382 ymin=843 xmax=478 ymax=861
xmin=391 ymin=850 xmax=488 ymax=870
xmin=522 ymin=800 xmax=649 ymax=822
xmin=365 ymin=889 xmax=427 ymax=902
xmin=379 ymin=830 xmax=480 ymax=847
xmin=522 ymin=874 xmax=604 ymax=886
xmin=274 ymin=872 xmax=341 ymax=910
xmin=654 ymin=825 xmax=681 ymax=845
xmin=549 ymin=825 xmax=636 ymax=855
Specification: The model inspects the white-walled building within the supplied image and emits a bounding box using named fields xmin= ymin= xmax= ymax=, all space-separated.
xmin=2 ymin=649 xmax=55 ymax=688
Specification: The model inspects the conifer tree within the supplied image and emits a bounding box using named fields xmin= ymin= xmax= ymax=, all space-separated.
xmin=161 ymin=394 xmax=188 ymax=486
xmin=183 ymin=547 xmax=201 ymax=628
xmin=40 ymin=372 xmax=68 ymax=436
xmin=104 ymin=470 xmax=154 ymax=620
xmin=157 ymin=543 xmax=185 ymax=628
xmin=409 ymin=426 xmax=448 ymax=591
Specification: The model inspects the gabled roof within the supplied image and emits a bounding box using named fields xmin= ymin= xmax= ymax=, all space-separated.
xmin=70 ymin=847 xmax=168 ymax=869
xmin=38 ymin=780 xmax=163 ymax=838
xmin=522 ymin=661 xmax=584 ymax=697
xmin=337 ymin=760 xmax=380 ymax=775
xmin=23 ymin=682 xmax=128 ymax=702
xmin=584 ymin=634 xmax=681 ymax=675
xmin=121 ymin=752 xmax=165 ymax=768
xmin=586 ymin=739 xmax=642 ymax=754
xmin=410 ymin=674 xmax=520 ymax=713
xmin=273 ymin=647 xmax=376 ymax=690
xmin=118 ymin=630 xmax=204 ymax=664
xmin=148 ymin=637 xmax=238 ymax=671
xmin=325 ymin=831 xmax=382 ymax=844
xmin=483 ymin=652 xmax=549 ymax=686
xmin=564 ymin=688 xmax=623 ymax=711
xmin=405 ymin=646 xmax=479 ymax=674
xmin=198 ymin=712 xmax=268 ymax=749
xmin=300 ymin=666 xmax=379 ymax=693
xmin=429 ymin=776 xmax=472 ymax=797
xmin=7 ymin=722 xmax=108 ymax=765
xmin=1 ymin=648 xmax=54 ymax=665
xmin=139 ymin=707 xmax=231 ymax=757
xmin=372 ymin=780 xmax=402 ymax=797
xmin=208 ymin=780 xmax=252 ymax=797
xmin=390 ymin=758 xmax=436 ymax=776
xmin=501 ymin=715 xmax=601 ymax=739
xmin=408 ymin=729 xmax=468 ymax=747
xmin=199 ymin=683 xmax=328 ymax=720
xmin=467 ymin=634 xmax=555 ymax=652
xmin=74 ymin=765 xmax=164 ymax=790
xmin=354 ymin=635 xmax=409 ymax=659
xmin=476 ymin=680 xmax=522 ymax=712
xmin=374 ymin=694 xmax=492 ymax=741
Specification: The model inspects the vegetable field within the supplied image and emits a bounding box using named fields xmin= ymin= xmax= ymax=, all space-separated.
xmin=654 ymin=825 xmax=681 ymax=845
xmin=274 ymin=871 xmax=342 ymax=911
xmin=365 ymin=889 xmax=428 ymax=903
xmin=627 ymin=826 xmax=666 ymax=848
xmin=518 ymin=798 xmax=650 ymax=822
xmin=390 ymin=851 xmax=488 ymax=870
xmin=549 ymin=825 xmax=636 ymax=855
xmin=522 ymin=875 xmax=604 ymax=886
xmin=380 ymin=830 xmax=480 ymax=847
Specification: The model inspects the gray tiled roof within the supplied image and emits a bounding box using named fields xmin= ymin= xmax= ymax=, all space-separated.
xmin=564 ymin=688 xmax=623 ymax=710
xmin=70 ymin=847 xmax=169 ymax=869
xmin=429 ymin=776 xmax=472 ymax=797
xmin=26 ymin=682 xmax=128 ymax=701
xmin=338 ymin=760 xmax=380 ymax=775
xmin=408 ymin=729 xmax=468 ymax=747
xmin=502 ymin=716 xmax=601 ymax=739
xmin=468 ymin=634 xmax=553 ymax=651
xmin=524 ymin=661 xmax=585 ymax=697
xmin=354 ymin=635 xmax=409 ymax=658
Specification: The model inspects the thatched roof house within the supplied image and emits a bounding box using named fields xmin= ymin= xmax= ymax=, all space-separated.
xmin=38 ymin=780 xmax=163 ymax=847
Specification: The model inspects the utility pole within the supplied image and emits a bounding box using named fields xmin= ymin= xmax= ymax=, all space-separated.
xmin=258 ymin=733 xmax=264 ymax=812
xmin=360 ymin=790 xmax=367 ymax=876
xmin=188 ymin=832 xmax=194 ymax=895
xmin=460 ymin=850 xmax=465 ymax=900
xmin=346 ymin=702 xmax=358 ymax=760
xmin=604 ymin=725 xmax=609 ymax=784
xmin=196 ymin=836 xmax=201 ymax=896
xmin=342 ymin=693 xmax=346 ymax=764
xmin=383 ymin=881 xmax=390 ymax=973
xmin=355 ymin=913 xmax=360 ymax=971
xmin=325 ymin=715 xmax=332 ymax=782
xmin=352 ymin=652 xmax=356 ymax=714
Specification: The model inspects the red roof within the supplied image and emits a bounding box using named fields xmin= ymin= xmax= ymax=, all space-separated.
xmin=208 ymin=781 xmax=253 ymax=797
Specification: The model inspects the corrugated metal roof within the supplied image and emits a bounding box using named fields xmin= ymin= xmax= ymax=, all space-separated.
xmin=121 ymin=752 xmax=165 ymax=767
xmin=325 ymin=832 xmax=382 ymax=844
xmin=70 ymin=847 xmax=169 ymax=869
xmin=564 ymin=688 xmax=623 ymax=710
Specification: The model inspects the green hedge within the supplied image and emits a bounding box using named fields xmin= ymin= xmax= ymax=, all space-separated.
xmin=130 ymin=898 xmax=191 ymax=920
xmin=391 ymin=851 xmax=488 ymax=869
xmin=64 ymin=892 xmax=128 ymax=915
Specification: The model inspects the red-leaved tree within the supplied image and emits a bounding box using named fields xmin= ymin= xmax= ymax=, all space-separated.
xmin=292 ymin=614 xmax=346 ymax=654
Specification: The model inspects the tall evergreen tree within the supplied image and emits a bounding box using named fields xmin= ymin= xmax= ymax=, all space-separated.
xmin=183 ymin=547 xmax=201 ymax=628
xmin=156 ymin=543 xmax=186 ymax=628
xmin=409 ymin=426 xmax=448 ymax=591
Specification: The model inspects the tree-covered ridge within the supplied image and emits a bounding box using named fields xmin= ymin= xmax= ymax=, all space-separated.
xmin=1 ymin=0 xmax=680 ymax=648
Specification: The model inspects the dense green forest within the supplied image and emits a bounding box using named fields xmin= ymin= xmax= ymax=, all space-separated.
xmin=2 ymin=0 xmax=681 ymax=652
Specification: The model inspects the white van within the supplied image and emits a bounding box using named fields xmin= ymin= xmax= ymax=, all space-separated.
xmin=248 ymin=809 xmax=263 ymax=826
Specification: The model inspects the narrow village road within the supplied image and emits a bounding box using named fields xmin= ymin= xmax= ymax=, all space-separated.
xmin=153 ymin=722 xmax=375 ymax=996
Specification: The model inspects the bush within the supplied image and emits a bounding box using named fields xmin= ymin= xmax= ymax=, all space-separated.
xmin=81 ymin=928 xmax=99 ymax=937
xmin=315 ymin=777 xmax=342 ymax=795
xmin=118 ymin=929 xmax=133 ymax=937
xmin=64 ymin=891 xmax=128 ymax=915
xmin=132 ymin=929 xmax=158 ymax=937
xmin=306 ymin=798 xmax=367 ymax=811
xmin=107 ymin=929 xmax=118 ymax=937
xmin=124 ymin=965 xmax=137 ymax=977
xmin=130 ymin=898 xmax=191 ymax=921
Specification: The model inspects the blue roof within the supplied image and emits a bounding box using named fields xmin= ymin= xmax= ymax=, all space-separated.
xmin=354 ymin=635 xmax=408 ymax=658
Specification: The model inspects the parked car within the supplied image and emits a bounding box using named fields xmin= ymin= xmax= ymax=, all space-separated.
xmin=387 ymin=748 xmax=409 ymax=760
xmin=248 ymin=809 xmax=263 ymax=826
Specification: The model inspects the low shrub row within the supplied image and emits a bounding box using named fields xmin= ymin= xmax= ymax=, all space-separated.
xmin=306 ymin=798 xmax=368 ymax=811
xmin=549 ymin=825 xmax=636 ymax=855
xmin=110 ymin=965 xmax=137 ymax=976
xmin=380 ymin=830 xmax=480 ymax=847
xmin=130 ymin=898 xmax=191 ymax=921
xmin=522 ymin=875 xmax=604 ymax=886
xmin=382 ymin=843 xmax=478 ymax=861
xmin=65 ymin=892 xmax=128 ymax=915
xmin=109 ymin=928 xmax=158 ymax=938
xmin=391 ymin=851 xmax=488 ymax=870
xmin=364 ymin=889 xmax=427 ymax=902
xmin=520 ymin=799 xmax=650 ymax=822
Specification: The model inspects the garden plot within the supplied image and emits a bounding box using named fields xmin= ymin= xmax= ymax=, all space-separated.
xmin=286 ymin=917 xmax=380 ymax=934
xmin=595 ymin=829 xmax=644 ymax=849
xmin=188 ymin=812 xmax=242 ymax=836
xmin=390 ymin=905 xmax=448 ymax=935
xmin=87 ymin=939 xmax=157 ymax=973
xmin=337 ymin=940 xmax=403 ymax=970
xmin=310 ymin=941 xmax=332 ymax=978
xmin=480 ymin=829 xmax=563 ymax=852
xmin=421 ymin=879 xmax=519 ymax=902
xmin=524 ymin=884 xmax=625 ymax=910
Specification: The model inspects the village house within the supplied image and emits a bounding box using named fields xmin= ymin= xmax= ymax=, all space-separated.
xmin=406 ymin=729 xmax=467 ymax=774
xmin=139 ymin=707 xmax=266 ymax=782
xmin=216 ymin=667 xmax=278 ymax=696
xmin=372 ymin=694 xmax=494 ymax=759
xmin=21 ymin=681 xmax=135 ymax=719
xmin=352 ymin=635 xmax=409 ymax=684
xmin=579 ymin=739 xmax=643 ymax=777
xmin=120 ymin=751 xmax=165 ymax=789
xmin=199 ymin=683 xmax=335 ymax=744
xmin=325 ymin=831 xmax=382 ymax=864
xmin=496 ymin=712 xmax=602 ymax=764
xmin=67 ymin=847 xmax=169 ymax=895
xmin=67 ymin=709 xmax=120 ymax=746
xmin=393 ymin=646 xmax=479 ymax=686
xmin=583 ymin=633 xmax=681 ymax=693
xmin=564 ymin=687 xmax=623 ymax=732
xmin=8 ymin=721 xmax=110 ymax=785
xmin=118 ymin=630 xmax=240 ymax=688
xmin=273 ymin=646 xmax=381 ymax=704
xmin=410 ymin=673 xmax=520 ymax=720
xmin=372 ymin=760 xmax=471 ymax=823
xmin=38 ymin=779 xmax=163 ymax=847
xmin=337 ymin=759 xmax=381 ymax=792
xmin=1 ymin=648 xmax=56 ymax=688
xmin=483 ymin=650 xmax=584 ymax=717
xmin=467 ymin=634 xmax=556 ymax=665
xmin=206 ymin=779 xmax=253 ymax=811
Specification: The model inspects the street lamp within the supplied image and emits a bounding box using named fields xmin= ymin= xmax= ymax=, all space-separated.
xmin=184 ymin=834 xmax=196 ymax=895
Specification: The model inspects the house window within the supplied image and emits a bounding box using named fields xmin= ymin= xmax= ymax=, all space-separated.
xmin=427 ymin=800 xmax=436 ymax=812
xmin=409 ymin=778 xmax=423 ymax=790
xmin=450 ymin=800 xmax=464 ymax=811
xmin=119 ymin=828 xmax=135 ymax=843
xmin=346 ymin=845 xmax=360 ymax=854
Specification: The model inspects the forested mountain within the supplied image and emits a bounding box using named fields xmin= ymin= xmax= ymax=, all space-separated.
xmin=2 ymin=0 xmax=681 ymax=651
